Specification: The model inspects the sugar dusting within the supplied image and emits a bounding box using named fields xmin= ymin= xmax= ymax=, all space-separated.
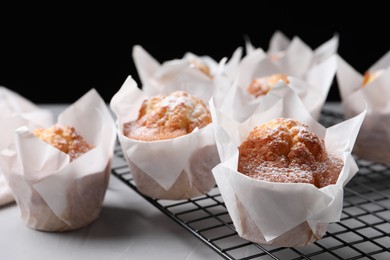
xmin=123 ymin=91 xmax=211 ymax=141
xmin=238 ymin=118 xmax=343 ymax=188
xmin=33 ymin=125 xmax=94 ymax=161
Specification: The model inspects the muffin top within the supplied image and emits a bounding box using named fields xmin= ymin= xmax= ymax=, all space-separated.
xmin=247 ymin=73 xmax=289 ymax=97
xmin=34 ymin=125 xmax=94 ymax=161
xmin=238 ymin=118 xmax=343 ymax=188
xmin=124 ymin=90 xmax=212 ymax=141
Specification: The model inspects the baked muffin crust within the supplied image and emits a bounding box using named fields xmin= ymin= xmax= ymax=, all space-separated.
xmin=238 ymin=118 xmax=343 ymax=188
xmin=124 ymin=91 xmax=211 ymax=141
xmin=34 ymin=125 xmax=94 ymax=161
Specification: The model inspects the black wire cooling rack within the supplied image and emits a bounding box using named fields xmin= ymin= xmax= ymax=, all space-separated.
xmin=111 ymin=108 xmax=390 ymax=260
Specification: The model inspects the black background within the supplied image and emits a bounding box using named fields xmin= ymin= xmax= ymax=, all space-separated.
xmin=1 ymin=6 xmax=388 ymax=104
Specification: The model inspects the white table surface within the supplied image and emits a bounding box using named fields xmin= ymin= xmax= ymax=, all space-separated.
xmin=0 ymin=103 xmax=342 ymax=260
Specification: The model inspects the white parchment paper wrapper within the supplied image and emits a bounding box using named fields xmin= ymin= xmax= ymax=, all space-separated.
xmin=132 ymin=44 xmax=242 ymax=96
xmin=0 ymin=89 xmax=116 ymax=231
xmin=336 ymin=52 xmax=390 ymax=164
xmin=0 ymin=87 xmax=53 ymax=207
xmin=245 ymin=30 xmax=339 ymax=77
xmin=213 ymin=54 xmax=337 ymax=122
xmin=110 ymin=76 xmax=219 ymax=200
xmin=210 ymin=86 xmax=366 ymax=247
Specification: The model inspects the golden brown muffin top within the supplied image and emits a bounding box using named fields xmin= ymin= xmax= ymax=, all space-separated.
xmin=247 ymin=73 xmax=289 ymax=97
xmin=124 ymin=90 xmax=212 ymax=141
xmin=33 ymin=125 xmax=94 ymax=161
xmin=238 ymin=118 xmax=343 ymax=188
xmin=361 ymin=69 xmax=384 ymax=87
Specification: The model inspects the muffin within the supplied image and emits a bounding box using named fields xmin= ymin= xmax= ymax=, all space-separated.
xmin=238 ymin=118 xmax=343 ymax=188
xmin=210 ymin=86 xmax=365 ymax=247
xmin=337 ymin=54 xmax=390 ymax=164
xmin=132 ymin=45 xmax=241 ymax=92
xmin=0 ymin=89 xmax=116 ymax=232
xmin=214 ymin=45 xmax=337 ymax=123
xmin=247 ymin=74 xmax=289 ymax=97
xmin=34 ymin=125 xmax=94 ymax=161
xmin=123 ymin=90 xmax=216 ymax=199
xmin=111 ymin=77 xmax=218 ymax=200
xmin=124 ymin=90 xmax=211 ymax=141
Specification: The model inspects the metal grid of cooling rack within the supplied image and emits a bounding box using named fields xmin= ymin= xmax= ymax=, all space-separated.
xmin=111 ymin=109 xmax=390 ymax=260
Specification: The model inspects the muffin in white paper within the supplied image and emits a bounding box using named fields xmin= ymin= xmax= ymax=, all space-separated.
xmin=0 ymin=89 xmax=116 ymax=231
xmin=244 ymin=30 xmax=339 ymax=77
xmin=210 ymin=86 xmax=366 ymax=247
xmin=213 ymin=53 xmax=337 ymax=122
xmin=336 ymin=51 xmax=390 ymax=164
xmin=132 ymin=44 xmax=242 ymax=97
xmin=0 ymin=87 xmax=53 ymax=207
xmin=110 ymin=76 xmax=219 ymax=200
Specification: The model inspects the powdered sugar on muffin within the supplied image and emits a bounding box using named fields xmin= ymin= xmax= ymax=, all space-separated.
xmin=34 ymin=125 xmax=94 ymax=161
xmin=124 ymin=90 xmax=212 ymax=141
xmin=238 ymin=118 xmax=343 ymax=188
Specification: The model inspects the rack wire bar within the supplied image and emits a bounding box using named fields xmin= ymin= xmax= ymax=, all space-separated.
xmin=111 ymin=108 xmax=390 ymax=260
